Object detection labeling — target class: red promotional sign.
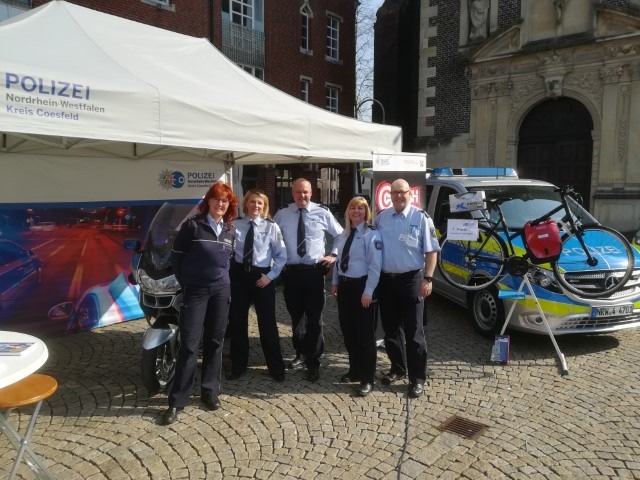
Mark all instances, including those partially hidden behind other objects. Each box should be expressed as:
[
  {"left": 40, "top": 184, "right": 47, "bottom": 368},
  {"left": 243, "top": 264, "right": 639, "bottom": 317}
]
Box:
[{"left": 375, "top": 181, "right": 422, "bottom": 212}]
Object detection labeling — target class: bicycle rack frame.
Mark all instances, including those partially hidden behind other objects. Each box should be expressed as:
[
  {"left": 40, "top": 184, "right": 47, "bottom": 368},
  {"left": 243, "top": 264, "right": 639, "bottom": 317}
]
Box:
[{"left": 497, "top": 276, "right": 569, "bottom": 376}]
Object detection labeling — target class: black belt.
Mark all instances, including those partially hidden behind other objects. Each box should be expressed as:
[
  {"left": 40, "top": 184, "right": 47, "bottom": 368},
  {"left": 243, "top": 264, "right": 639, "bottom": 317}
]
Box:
[
  {"left": 232, "top": 260, "right": 270, "bottom": 274},
  {"left": 383, "top": 269, "right": 420, "bottom": 278},
  {"left": 285, "top": 263, "right": 319, "bottom": 270},
  {"left": 339, "top": 275, "right": 367, "bottom": 283}
]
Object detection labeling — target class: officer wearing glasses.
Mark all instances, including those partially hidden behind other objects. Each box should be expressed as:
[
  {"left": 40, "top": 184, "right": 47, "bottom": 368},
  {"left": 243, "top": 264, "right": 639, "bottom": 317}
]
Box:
[{"left": 374, "top": 178, "right": 439, "bottom": 398}]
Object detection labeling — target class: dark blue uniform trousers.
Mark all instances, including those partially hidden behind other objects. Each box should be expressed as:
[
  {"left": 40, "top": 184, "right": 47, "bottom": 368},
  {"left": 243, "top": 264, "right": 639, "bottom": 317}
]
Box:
[
  {"left": 378, "top": 270, "right": 427, "bottom": 384},
  {"left": 336, "top": 276, "right": 377, "bottom": 384},
  {"left": 282, "top": 266, "right": 326, "bottom": 369},
  {"left": 229, "top": 264, "right": 285, "bottom": 377},
  {"left": 168, "top": 283, "right": 230, "bottom": 408}
]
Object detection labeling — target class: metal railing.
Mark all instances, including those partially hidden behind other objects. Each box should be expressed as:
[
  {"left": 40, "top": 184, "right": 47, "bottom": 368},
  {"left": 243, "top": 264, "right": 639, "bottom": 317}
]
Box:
[
  {"left": 221, "top": 19, "right": 265, "bottom": 68},
  {"left": 0, "top": 0, "right": 31, "bottom": 8}
]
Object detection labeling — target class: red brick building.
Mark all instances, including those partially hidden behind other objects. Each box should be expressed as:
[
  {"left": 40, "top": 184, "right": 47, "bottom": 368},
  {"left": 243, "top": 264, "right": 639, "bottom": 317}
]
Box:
[{"left": 15, "top": 0, "right": 357, "bottom": 209}]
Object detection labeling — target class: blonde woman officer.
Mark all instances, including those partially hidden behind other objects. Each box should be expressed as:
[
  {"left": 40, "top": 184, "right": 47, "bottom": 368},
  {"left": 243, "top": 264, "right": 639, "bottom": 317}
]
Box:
[
  {"left": 229, "top": 189, "right": 287, "bottom": 382},
  {"left": 330, "top": 196, "right": 382, "bottom": 396}
]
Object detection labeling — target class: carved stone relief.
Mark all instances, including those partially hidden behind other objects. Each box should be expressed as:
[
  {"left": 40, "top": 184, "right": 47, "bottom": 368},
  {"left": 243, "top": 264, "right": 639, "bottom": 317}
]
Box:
[
  {"left": 488, "top": 99, "right": 496, "bottom": 166},
  {"left": 471, "top": 83, "right": 492, "bottom": 100},
  {"left": 601, "top": 65, "right": 624, "bottom": 84},
  {"left": 607, "top": 44, "right": 637, "bottom": 58},
  {"left": 564, "top": 71, "right": 602, "bottom": 104},
  {"left": 544, "top": 76, "right": 564, "bottom": 99},
  {"left": 617, "top": 85, "right": 629, "bottom": 164},
  {"left": 510, "top": 79, "right": 543, "bottom": 113}
]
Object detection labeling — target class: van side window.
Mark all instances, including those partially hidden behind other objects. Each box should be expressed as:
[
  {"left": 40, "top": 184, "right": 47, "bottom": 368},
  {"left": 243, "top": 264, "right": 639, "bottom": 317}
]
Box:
[{"left": 433, "top": 187, "right": 472, "bottom": 232}]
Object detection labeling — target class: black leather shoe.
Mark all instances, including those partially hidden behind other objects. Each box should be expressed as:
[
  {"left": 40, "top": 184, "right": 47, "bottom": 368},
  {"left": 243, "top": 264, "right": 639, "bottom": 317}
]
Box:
[
  {"left": 340, "top": 372, "right": 359, "bottom": 383},
  {"left": 201, "top": 394, "right": 221, "bottom": 410},
  {"left": 271, "top": 372, "right": 285, "bottom": 383},
  {"left": 358, "top": 383, "right": 373, "bottom": 397},
  {"left": 227, "top": 370, "right": 245, "bottom": 380},
  {"left": 381, "top": 371, "right": 406, "bottom": 386},
  {"left": 306, "top": 368, "right": 320, "bottom": 382},
  {"left": 408, "top": 382, "right": 424, "bottom": 398},
  {"left": 287, "top": 356, "right": 305, "bottom": 370},
  {"left": 160, "top": 407, "right": 182, "bottom": 425}
]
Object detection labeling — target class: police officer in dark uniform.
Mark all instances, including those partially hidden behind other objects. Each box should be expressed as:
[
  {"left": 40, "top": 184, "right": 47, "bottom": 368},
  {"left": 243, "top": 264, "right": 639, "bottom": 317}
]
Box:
[
  {"left": 273, "top": 178, "right": 343, "bottom": 382},
  {"left": 375, "top": 178, "right": 439, "bottom": 399},
  {"left": 330, "top": 196, "right": 382, "bottom": 396},
  {"left": 160, "top": 182, "right": 238, "bottom": 425},
  {"left": 229, "top": 189, "right": 287, "bottom": 382}
]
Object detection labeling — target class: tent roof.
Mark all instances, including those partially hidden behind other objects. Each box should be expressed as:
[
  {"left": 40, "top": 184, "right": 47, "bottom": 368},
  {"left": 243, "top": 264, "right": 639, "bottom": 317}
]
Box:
[{"left": 0, "top": 1, "right": 401, "bottom": 165}]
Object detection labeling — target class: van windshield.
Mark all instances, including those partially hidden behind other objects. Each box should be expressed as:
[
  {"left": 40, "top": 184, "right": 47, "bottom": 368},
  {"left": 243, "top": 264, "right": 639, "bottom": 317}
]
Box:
[{"left": 467, "top": 185, "right": 597, "bottom": 230}]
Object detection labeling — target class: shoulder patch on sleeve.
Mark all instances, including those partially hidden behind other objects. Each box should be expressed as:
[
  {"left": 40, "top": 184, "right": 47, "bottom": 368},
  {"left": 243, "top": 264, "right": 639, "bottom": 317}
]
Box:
[{"left": 374, "top": 240, "right": 382, "bottom": 250}]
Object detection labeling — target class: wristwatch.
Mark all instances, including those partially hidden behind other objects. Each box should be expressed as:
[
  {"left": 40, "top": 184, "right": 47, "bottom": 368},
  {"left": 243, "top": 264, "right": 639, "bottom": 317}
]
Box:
[{"left": 423, "top": 276, "right": 432, "bottom": 282}]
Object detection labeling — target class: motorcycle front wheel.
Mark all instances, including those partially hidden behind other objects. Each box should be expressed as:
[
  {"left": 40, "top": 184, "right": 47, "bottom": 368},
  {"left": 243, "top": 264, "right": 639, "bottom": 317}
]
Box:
[{"left": 141, "top": 339, "right": 178, "bottom": 396}]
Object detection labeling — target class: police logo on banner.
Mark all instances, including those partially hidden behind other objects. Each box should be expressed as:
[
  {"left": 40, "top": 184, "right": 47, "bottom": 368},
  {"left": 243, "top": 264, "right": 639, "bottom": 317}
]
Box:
[{"left": 158, "top": 169, "right": 185, "bottom": 190}]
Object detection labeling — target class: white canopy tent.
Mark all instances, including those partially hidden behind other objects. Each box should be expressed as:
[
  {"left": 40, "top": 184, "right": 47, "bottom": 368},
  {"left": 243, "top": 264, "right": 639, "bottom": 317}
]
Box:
[{"left": 0, "top": 1, "right": 402, "bottom": 205}]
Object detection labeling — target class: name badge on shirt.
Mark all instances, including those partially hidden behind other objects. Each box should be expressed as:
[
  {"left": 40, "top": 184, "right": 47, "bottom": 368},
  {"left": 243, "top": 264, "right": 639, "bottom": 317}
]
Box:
[{"left": 399, "top": 225, "right": 420, "bottom": 247}]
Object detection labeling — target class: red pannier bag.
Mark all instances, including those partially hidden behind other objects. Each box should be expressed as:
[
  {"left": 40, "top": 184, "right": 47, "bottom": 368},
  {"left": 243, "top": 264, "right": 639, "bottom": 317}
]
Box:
[{"left": 523, "top": 219, "right": 562, "bottom": 264}]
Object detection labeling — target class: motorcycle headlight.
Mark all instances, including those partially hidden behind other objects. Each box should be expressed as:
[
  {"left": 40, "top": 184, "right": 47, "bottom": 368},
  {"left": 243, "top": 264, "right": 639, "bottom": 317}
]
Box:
[
  {"left": 528, "top": 267, "right": 562, "bottom": 294},
  {"left": 137, "top": 269, "right": 181, "bottom": 294}
]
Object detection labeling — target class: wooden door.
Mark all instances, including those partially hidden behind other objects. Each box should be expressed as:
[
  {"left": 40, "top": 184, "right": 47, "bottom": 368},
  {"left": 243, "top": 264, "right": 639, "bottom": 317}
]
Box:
[{"left": 517, "top": 98, "right": 593, "bottom": 209}]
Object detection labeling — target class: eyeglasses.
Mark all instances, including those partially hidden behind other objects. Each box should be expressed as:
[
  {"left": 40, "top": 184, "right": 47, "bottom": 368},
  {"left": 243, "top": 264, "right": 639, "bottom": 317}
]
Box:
[
  {"left": 210, "top": 198, "right": 229, "bottom": 204},
  {"left": 390, "top": 190, "right": 410, "bottom": 196}
]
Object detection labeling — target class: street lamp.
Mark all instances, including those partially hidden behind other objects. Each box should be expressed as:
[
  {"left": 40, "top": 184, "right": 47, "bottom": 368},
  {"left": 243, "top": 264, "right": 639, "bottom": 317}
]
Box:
[{"left": 356, "top": 97, "right": 386, "bottom": 124}]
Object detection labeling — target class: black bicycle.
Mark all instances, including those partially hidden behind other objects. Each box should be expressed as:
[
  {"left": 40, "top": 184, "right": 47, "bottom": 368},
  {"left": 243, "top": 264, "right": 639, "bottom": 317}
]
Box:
[{"left": 437, "top": 185, "right": 635, "bottom": 298}]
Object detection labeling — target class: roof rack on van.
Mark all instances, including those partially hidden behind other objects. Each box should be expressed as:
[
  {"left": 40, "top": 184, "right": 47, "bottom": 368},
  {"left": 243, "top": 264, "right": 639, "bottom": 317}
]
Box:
[{"left": 431, "top": 167, "right": 518, "bottom": 178}]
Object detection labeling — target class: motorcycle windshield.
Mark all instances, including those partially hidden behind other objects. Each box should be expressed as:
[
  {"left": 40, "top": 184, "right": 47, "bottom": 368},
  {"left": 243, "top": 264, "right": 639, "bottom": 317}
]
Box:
[{"left": 143, "top": 203, "right": 199, "bottom": 271}]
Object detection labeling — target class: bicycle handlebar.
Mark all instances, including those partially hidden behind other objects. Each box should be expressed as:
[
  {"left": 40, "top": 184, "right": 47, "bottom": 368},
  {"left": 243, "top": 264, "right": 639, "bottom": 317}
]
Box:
[
  {"left": 554, "top": 185, "right": 583, "bottom": 205},
  {"left": 484, "top": 197, "right": 513, "bottom": 208}
]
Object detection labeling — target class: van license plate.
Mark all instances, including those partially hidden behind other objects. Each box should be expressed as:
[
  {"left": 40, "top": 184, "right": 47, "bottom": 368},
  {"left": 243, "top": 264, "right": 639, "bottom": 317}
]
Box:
[{"left": 592, "top": 304, "right": 634, "bottom": 318}]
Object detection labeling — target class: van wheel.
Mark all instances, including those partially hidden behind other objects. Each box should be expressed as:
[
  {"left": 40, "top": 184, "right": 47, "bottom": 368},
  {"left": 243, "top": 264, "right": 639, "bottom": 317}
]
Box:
[{"left": 470, "top": 287, "right": 504, "bottom": 338}]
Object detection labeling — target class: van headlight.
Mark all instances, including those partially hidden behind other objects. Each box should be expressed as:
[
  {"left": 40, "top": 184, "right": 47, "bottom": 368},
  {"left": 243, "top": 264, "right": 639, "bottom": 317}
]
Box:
[
  {"left": 528, "top": 267, "right": 562, "bottom": 293},
  {"left": 137, "top": 269, "right": 181, "bottom": 294}
]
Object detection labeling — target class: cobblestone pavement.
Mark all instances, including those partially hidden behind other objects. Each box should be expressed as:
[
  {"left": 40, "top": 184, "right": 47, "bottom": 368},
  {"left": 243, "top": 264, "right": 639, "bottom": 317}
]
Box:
[{"left": 1, "top": 288, "right": 640, "bottom": 479}]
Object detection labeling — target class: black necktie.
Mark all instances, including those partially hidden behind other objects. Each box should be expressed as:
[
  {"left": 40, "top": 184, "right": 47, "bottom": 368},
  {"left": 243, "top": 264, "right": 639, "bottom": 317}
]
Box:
[
  {"left": 243, "top": 221, "right": 254, "bottom": 265},
  {"left": 340, "top": 228, "right": 357, "bottom": 273},
  {"left": 297, "top": 208, "right": 306, "bottom": 257}
]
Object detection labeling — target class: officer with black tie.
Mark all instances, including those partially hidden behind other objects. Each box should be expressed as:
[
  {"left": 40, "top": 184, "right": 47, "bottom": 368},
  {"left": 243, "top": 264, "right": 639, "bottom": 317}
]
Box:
[
  {"left": 273, "top": 178, "right": 343, "bottom": 382},
  {"left": 330, "top": 196, "right": 382, "bottom": 396},
  {"left": 229, "top": 189, "right": 287, "bottom": 382}
]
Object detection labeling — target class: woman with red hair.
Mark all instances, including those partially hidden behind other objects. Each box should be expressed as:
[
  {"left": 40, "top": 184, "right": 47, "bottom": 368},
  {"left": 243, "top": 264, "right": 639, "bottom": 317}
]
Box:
[{"left": 160, "top": 182, "right": 238, "bottom": 425}]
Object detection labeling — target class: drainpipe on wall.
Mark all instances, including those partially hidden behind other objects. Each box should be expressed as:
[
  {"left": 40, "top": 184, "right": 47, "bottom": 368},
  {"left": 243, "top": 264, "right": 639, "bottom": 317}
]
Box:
[{"left": 208, "top": 0, "right": 214, "bottom": 44}]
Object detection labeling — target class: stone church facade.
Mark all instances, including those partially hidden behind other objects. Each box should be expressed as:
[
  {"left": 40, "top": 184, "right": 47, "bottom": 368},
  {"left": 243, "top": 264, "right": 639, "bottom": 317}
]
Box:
[{"left": 375, "top": 0, "right": 640, "bottom": 233}]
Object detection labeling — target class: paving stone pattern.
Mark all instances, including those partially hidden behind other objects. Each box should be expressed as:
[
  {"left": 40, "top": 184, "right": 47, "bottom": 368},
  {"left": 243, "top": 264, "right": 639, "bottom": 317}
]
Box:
[{"left": 1, "top": 288, "right": 639, "bottom": 479}]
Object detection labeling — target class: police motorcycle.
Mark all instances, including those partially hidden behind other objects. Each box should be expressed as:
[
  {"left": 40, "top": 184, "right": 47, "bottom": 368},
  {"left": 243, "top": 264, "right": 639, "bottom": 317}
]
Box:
[{"left": 124, "top": 203, "right": 197, "bottom": 395}]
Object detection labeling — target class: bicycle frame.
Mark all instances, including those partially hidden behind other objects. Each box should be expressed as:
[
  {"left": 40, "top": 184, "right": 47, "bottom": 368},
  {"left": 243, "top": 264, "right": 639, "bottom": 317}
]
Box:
[
  {"left": 527, "top": 186, "right": 598, "bottom": 267},
  {"left": 442, "top": 185, "right": 635, "bottom": 297}
]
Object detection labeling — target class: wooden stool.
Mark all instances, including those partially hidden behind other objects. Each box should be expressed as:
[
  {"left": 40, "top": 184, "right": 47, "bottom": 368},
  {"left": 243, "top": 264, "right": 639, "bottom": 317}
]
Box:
[{"left": 0, "top": 374, "right": 57, "bottom": 480}]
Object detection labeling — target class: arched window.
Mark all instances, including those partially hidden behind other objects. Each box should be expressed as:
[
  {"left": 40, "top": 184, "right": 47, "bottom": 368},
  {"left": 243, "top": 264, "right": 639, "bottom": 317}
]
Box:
[{"left": 300, "top": 4, "right": 312, "bottom": 52}]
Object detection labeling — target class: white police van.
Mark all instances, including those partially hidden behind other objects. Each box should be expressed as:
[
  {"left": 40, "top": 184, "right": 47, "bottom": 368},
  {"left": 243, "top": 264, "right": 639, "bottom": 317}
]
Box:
[{"left": 425, "top": 167, "right": 640, "bottom": 337}]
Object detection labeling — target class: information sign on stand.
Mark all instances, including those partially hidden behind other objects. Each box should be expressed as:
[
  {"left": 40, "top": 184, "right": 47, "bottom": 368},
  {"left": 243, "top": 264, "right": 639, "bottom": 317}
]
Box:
[{"left": 371, "top": 152, "right": 428, "bottom": 214}]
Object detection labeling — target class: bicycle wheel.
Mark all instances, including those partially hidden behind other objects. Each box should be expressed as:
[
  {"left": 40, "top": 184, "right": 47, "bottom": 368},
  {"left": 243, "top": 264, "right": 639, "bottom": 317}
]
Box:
[
  {"left": 551, "top": 225, "right": 635, "bottom": 298},
  {"left": 438, "top": 225, "right": 509, "bottom": 291}
]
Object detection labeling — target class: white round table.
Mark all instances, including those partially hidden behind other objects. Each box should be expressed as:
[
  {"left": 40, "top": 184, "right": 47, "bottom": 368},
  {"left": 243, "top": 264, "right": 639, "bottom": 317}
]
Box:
[{"left": 0, "top": 331, "right": 49, "bottom": 389}]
